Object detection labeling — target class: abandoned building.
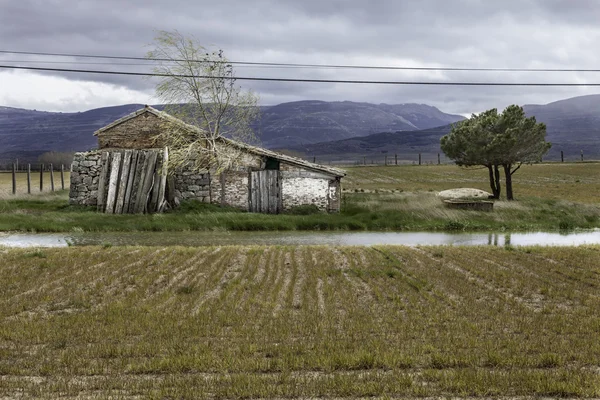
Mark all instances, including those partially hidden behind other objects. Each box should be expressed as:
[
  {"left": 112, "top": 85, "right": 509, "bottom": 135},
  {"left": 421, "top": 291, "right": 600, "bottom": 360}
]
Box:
[{"left": 69, "top": 106, "right": 345, "bottom": 214}]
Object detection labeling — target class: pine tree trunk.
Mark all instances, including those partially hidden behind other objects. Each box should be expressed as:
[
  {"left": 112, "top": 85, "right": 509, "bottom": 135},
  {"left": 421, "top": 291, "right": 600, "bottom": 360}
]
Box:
[
  {"left": 494, "top": 165, "right": 501, "bottom": 199},
  {"left": 487, "top": 164, "right": 500, "bottom": 199},
  {"left": 503, "top": 164, "right": 514, "bottom": 200}
]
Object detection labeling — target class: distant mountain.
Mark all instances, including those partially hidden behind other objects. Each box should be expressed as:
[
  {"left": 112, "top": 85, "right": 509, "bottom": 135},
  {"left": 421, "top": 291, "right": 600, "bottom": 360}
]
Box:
[
  {"left": 0, "top": 104, "right": 146, "bottom": 163},
  {"left": 258, "top": 100, "right": 464, "bottom": 148},
  {"left": 523, "top": 94, "right": 600, "bottom": 159},
  {"left": 3, "top": 95, "right": 600, "bottom": 165},
  {"left": 0, "top": 100, "right": 464, "bottom": 163},
  {"left": 288, "top": 125, "right": 454, "bottom": 163},
  {"left": 290, "top": 95, "right": 600, "bottom": 162}
]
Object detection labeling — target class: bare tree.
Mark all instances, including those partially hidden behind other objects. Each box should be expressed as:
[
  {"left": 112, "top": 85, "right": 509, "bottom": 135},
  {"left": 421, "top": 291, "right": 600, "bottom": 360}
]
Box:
[{"left": 147, "top": 30, "right": 260, "bottom": 172}]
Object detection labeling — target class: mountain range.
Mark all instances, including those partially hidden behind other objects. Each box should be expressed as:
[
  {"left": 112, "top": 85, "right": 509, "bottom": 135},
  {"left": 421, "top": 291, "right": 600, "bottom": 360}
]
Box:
[
  {"left": 1, "top": 95, "right": 600, "bottom": 164},
  {"left": 289, "top": 94, "right": 600, "bottom": 162}
]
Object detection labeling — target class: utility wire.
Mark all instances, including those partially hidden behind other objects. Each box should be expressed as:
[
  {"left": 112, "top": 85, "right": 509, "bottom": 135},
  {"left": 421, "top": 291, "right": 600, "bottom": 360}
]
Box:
[
  {"left": 2, "top": 49, "right": 600, "bottom": 73},
  {"left": 0, "top": 59, "right": 319, "bottom": 69},
  {"left": 2, "top": 64, "right": 600, "bottom": 86}
]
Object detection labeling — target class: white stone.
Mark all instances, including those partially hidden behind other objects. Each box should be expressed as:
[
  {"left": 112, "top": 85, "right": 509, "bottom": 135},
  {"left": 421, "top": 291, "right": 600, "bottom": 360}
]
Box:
[{"left": 437, "top": 188, "right": 493, "bottom": 200}]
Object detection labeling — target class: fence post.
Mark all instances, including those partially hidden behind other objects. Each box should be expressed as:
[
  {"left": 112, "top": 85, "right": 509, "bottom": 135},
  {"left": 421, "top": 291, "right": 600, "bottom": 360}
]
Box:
[
  {"left": 384, "top": 155, "right": 387, "bottom": 165},
  {"left": 418, "top": 153, "right": 422, "bottom": 165},
  {"left": 12, "top": 163, "right": 16, "bottom": 195},
  {"left": 60, "top": 164, "right": 65, "bottom": 190},
  {"left": 438, "top": 153, "right": 441, "bottom": 165},
  {"left": 27, "top": 164, "right": 31, "bottom": 194},
  {"left": 561, "top": 150, "right": 564, "bottom": 163},
  {"left": 394, "top": 154, "right": 398, "bottom": 165},
  {"left": 363, "top": 156, "right": 366, "bottom": 165},
  {"left": 50, "top": 163, "right": 55, "bottom": 192},
  {"left": 313, "top": 156, "right": 316, "bottom": 163},
  {"left": 40, "top": 164, "right": 44, "bottom": 192},
  {"left": 581, "top": 150, "right": 584, "bottom": 162}
]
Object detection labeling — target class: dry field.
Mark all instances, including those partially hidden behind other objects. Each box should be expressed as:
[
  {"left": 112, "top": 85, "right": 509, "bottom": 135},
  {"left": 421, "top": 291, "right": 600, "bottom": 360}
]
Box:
[
  {"left": 1, "top": 245, "right": 599, "bottom": 398},
  {"left": 0, "top": 171, "right": 70, "bottom": 198},
  {"left": 344, "top": 162, "right": 600, "bottom": 204}
]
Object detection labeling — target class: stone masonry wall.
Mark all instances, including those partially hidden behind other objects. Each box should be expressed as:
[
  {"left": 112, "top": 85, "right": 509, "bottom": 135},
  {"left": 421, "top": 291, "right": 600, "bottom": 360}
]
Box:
[
  {"left": 98, "top": 111, "right": 163, "bottom": 149},
  {"left": 281, "top": 175, "right": 329, "bottom": 211},
  {"left": 279, "top": 162, "right": 341, "bottom": 212},
  {"left": 69, "top": 149, "right": 342, "bottom": 213},
  {"left": 211, "top": 171, "right": 250, "bottom": 210},
  {"left": 173, "top": 166, "right": 211, "bottom": 203},
  {"left": 69, "top": 151, "right": 102, "bottom": 206}
]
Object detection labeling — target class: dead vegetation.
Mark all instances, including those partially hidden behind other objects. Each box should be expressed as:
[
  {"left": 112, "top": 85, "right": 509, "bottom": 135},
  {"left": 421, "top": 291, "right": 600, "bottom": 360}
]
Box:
[{"left": 1, "top": 245, "right": 600, "bottom": 398}]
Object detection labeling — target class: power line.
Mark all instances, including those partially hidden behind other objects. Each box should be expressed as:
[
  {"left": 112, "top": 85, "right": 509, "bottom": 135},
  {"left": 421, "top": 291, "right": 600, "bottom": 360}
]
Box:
[
  {"left": 2, "top": 49, "right": 600, "bottom": 73},
  {"left": 3, "top": 64, "right": 600, "bottom": 86},
  {"left": 0, "top": 59, "right": 317, "bottom": 70}
]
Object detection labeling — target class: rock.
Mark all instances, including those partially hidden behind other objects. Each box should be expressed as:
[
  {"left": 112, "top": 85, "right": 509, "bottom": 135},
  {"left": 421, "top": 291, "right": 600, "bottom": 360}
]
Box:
[{"left": 437, "top": 188, "right": 493, "bottom": 200}]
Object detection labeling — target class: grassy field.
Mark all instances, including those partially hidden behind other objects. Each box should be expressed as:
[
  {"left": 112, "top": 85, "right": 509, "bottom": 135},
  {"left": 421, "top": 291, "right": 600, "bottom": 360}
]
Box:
[
  {"left": 343, "top": 162, "right": 600, "bottom": 204},
  {"left": 0, "top": 171, "right": 70, "bottom": 198},
  {"left": 0, "top": 163, "right": 599, "bottom": 232},
  {"left": 1, "top": 245, "right": 599, "bottom": 398}
]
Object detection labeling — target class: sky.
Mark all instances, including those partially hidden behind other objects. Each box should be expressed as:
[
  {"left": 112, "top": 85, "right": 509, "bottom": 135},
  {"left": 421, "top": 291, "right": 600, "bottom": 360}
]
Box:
[{"left": 1, "top": 0, "right": 600, "bottom": 115}]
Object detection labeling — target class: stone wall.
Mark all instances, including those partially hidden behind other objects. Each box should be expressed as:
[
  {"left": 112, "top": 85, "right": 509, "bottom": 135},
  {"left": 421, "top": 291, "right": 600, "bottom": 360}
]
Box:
[
  {"left": 97, "top": 111, "right": 163, "bottom": 149},
  {"left": 173, "top": 167, "right": 211, "bottom": 203},
  {"left": 69, "top": 151, "right": 102, "bottom": 206},
  {"left": 69, "top": 149, "right": 342, "bottom": 213},
  {"left": 211, "top": 171, "right": 250, "bottom": 210},
  {"left": 279, "top": 162, "right": 342, "bottom": 212}
]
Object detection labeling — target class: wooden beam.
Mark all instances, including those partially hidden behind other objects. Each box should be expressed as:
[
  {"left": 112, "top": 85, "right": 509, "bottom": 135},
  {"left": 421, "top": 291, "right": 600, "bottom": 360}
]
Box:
[
  {"left": 50, "top": 163, "right": 55, "bottom": 192},
  {"left": 132, "top": 151, "right": 149, "bottom": 214},
  {"left": 11, "top": 163, "right": 16, "bottom": 195},
  {"left": 114, "top": 150, "right": 132, "bottom": 214},
  {"left": 122, "top": 151, "right": 139, "bottom": 214},
  {"left": 105, "top": 152, "right": 122, "bottom": 214},
  {"left": 96, "top": 152, "right": 110, "bottom": 212},
  {"left": 27, "top": 164, "right": 31, "bottom": 194},
  {"left": 157, "top": 147, "right": 169, "bottom": 212},
  {"left": 137, "top": 151, "right": 158, "bottom": 213}
]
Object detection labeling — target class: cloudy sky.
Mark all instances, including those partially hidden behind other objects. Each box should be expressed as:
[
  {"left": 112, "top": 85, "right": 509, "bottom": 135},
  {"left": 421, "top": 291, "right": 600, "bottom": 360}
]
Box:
[{"left": 1, "top": 0, "right": 600, "bottom": 115}]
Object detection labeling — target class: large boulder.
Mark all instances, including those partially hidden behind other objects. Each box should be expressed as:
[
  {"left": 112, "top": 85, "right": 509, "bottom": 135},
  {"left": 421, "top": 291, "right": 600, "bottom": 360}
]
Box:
[{"left": 437, "top": 188, "right": 493, "bottom": 200}]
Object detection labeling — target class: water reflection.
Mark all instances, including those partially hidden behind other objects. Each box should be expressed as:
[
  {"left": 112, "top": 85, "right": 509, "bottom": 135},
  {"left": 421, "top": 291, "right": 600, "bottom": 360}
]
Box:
[{"left": 1, "top": 230, "right": 599, "bottom": 248}]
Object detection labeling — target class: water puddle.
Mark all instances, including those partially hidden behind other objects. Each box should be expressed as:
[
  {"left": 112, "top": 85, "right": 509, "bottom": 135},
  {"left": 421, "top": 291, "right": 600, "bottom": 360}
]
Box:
[{"left": 1, "top": 230, "right": 599, "bottom": 248}]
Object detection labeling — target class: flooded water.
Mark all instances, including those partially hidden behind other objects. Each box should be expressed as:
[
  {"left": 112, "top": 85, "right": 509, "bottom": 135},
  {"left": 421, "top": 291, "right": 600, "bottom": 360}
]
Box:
[{"left": 1, "top": 230, "right": 600, "bottom": 248}]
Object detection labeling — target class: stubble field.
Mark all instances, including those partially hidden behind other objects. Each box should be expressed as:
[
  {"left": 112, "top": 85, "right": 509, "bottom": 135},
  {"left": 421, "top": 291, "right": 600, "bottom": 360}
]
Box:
[{"left": 1, "top": 245, "right": 599, "bottom": 398}]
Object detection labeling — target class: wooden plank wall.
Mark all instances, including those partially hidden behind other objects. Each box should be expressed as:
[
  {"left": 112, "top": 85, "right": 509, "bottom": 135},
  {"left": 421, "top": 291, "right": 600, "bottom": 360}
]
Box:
[
  {"left": 250, "top": 170, "right": 281, "bottom": 214},
  {"left": 97, "top": 148, "right": 168, "bottom": 214}
]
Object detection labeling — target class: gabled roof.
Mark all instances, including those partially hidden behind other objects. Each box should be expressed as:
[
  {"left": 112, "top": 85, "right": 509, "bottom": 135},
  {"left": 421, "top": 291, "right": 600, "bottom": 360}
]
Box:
[{"left": 94, "top": 105, "right": 345, "bottom": 177}]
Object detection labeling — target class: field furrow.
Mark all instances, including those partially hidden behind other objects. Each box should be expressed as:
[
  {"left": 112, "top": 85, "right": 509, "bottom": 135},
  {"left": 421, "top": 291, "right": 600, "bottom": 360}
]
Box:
[{"left": 1, "top": 245, "right": 600, "bottom": 398}]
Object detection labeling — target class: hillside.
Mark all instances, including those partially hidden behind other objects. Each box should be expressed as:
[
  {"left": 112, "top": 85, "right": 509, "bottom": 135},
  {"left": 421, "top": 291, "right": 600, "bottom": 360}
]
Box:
[
  {"left": 258, "top": 100, "right": 464, "bottom": 148},
  {"left": 291, "top": 94, "right": 600, "bottom": 162},
  {"left": 3, "top": 94, "right": 600, "bottom": 164},
  {"left": 0, "top": 101, "right": 464, "bottom": 163}
]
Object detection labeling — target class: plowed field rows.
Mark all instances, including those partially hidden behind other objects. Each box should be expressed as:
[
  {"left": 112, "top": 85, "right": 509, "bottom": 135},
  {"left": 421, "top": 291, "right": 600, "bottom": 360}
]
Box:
[{"left": 1, "top": 245, "right": 599, "bottom": 398}]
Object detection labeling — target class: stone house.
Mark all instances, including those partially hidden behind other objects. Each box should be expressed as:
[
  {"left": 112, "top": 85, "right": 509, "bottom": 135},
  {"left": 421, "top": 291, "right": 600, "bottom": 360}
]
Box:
[{"left": 69, "top": 106, "right": 345, "bottom": 213}]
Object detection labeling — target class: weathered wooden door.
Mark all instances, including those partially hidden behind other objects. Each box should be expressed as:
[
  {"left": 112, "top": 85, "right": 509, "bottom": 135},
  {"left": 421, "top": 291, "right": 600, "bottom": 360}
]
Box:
[{"left": 250, "top": 170, "right": 281, "bottom": 214}]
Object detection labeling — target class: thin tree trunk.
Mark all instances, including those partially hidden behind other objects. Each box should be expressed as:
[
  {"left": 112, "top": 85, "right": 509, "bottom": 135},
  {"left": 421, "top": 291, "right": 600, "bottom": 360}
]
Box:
[
  {"left": 503, "top": 164, "right": 514, "bottom": 200},
  {"left": 487, "top": 164, "right": 500, "bottom": 199},
  {"left": 494, "top": 165, "right": 502, "bottom": 199}
]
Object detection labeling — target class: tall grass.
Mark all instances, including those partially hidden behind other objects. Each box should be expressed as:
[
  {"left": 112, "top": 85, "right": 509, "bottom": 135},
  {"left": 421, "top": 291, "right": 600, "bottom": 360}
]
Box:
[{"left": 1, "top": 164, "right": 599, "bottom": 232}]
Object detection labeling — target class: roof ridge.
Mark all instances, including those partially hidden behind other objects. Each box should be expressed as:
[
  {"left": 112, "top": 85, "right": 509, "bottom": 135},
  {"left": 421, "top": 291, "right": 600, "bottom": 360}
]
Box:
[{"left": 94, "top": 106, "right": 345, "bottom": 177}]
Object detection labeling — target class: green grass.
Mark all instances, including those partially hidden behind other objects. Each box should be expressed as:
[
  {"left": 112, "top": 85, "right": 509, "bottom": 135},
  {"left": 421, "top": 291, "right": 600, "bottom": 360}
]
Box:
[
  {"left": 1, "top": 245, "right": 599, "bottom": 398},
  {"left": 1, "top": 164, "right": 599, "bottom": 232},
  {"left": 343, "top": 162, "right": 600, "bottom": 204}
]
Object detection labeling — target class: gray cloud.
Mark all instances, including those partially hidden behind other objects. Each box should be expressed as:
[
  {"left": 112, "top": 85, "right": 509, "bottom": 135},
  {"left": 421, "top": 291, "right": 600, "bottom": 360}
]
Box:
[{"left": 2, "top": 0, "right": 600, "bottom": 113}]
